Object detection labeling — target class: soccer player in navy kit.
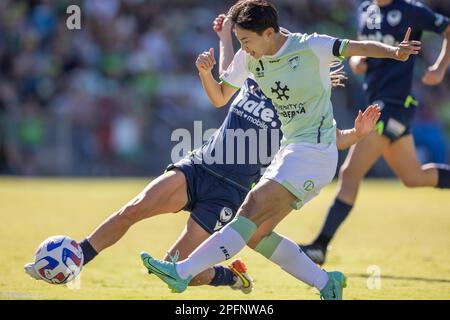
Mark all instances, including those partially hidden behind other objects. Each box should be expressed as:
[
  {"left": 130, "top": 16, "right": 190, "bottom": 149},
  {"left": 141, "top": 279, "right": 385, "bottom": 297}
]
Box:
[
  {"left": 24, "top": 13, "right": 379, "bottom": 291},
  {"left": 301, "top": 0, "right": 450, "bottom": 265}
]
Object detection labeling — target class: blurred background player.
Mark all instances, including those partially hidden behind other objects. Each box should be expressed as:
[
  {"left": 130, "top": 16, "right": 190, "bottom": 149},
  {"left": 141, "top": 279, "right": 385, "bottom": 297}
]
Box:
[{"left": 301, "top": 0, "right": 450, "bottom": 265}]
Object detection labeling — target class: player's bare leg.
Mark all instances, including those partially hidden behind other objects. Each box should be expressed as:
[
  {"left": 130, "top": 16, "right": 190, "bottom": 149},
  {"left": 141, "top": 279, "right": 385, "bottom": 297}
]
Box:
[
  {"left": 25, "top": 169, "right": 189, "bottom": 280},
  {"left": 301, "top": 131, "right": 389, "bottom": 264},
  {"left": 336, "top": 131, "right": 390, "bottom": 204},
  {"left": 163, "top": 217, "right": 214, "bottom": 285},
  {"left": 246, "top": 209, "right": 288, "bottom": 249},
  {"left": 383, "top": 135, "right": 450, "bottom": 188},
  {"left": 87, "top": 169, "right": 188, "bottom": 255}
]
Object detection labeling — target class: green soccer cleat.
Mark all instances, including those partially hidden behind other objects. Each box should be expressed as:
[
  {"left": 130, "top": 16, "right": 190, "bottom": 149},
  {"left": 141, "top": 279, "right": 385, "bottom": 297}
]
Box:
[
  {"left": 319, "top": 271, "right": 347, "bottom": 300},
  {"left": 140, "top": 251, "right": 192, "bottom": 293}
]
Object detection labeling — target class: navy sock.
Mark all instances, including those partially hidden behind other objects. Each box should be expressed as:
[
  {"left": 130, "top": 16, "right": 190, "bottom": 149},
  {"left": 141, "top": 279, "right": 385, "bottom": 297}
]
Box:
[
  {"left": 314, "top": 234, "right": 332, "bottom": 250},
  {"left": 209, "top": 266, "right": 236, "bottom": 286},
  {"left": 315, "top": 198, "right": 353, "bottom": 248},
  {"left": 79, "top": 238, "right": 98, "bottom": 265},
  {"left": 437, "top": 165, "right": 450, "bottom": 189}
]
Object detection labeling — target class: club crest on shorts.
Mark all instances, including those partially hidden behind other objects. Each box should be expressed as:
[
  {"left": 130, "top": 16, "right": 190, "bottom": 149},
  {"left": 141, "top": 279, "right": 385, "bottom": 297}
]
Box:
[
  {"left": 303, "top": 180, "right": 315, "bottom": 192},
  {"left": 220, "top": 207, "right": 234, "bottom": 223},
  {"left": 288, "top": 56, "right": 300, "bottom": 70},
  {"left": 214, "top": 207, "right": 234, "bottom": 232}
]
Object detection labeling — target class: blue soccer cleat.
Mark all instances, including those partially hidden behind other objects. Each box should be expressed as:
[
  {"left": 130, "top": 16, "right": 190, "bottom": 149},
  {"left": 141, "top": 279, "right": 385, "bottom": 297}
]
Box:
[
  {"left": 319, "top": 271, "right": 347, "bottom": 300},
  {"left": 140, "top": 251, "right": 192, "bottom": 293}
]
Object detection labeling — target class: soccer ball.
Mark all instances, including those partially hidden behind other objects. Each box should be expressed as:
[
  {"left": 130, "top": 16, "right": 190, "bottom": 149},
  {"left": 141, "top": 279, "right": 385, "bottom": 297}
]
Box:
[{"left": 33, "top": 235, "right": 84, "bottom": 284}]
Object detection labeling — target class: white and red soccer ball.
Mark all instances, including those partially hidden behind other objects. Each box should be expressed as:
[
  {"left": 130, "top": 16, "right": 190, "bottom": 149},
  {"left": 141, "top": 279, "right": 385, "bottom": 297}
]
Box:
[{"left": 33, "top": 235, "right": 84, "bottom": 284}]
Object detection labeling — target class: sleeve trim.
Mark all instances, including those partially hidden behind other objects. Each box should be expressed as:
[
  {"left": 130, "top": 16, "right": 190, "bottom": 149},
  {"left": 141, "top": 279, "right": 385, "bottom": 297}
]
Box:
[
  {"left": 220, "top": 78, "right": 241, "bottom": 90},
  {"left": 332, "top": 39, "right": 349, "bottom": 60},
  {"left": 339, "top": 39, "right": 349, "bottom": 56},
  {"left": 332, "top": 39, "right": 342, "bottom": 57}
]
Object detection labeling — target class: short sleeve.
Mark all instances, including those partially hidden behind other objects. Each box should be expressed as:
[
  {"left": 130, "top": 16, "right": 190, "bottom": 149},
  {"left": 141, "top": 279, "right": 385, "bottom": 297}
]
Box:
[
  {"left": 308, "top": 33, "right": 346, "bottom": 62},
  {"left": 410, "top": 1, "right": 449, "bottom": 34},
  {"left": 219, "top": 49, "right": 250, "bottom": 90}
]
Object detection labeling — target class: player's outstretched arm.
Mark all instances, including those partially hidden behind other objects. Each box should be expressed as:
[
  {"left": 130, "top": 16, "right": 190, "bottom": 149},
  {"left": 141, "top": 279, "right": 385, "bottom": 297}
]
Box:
[
  {"left": 336, "top": 104, "right": 381, "bottom": 150},
  {"left": 196, "top": 48, "right": 238, "bottom": 108},
  {"left": 422, "top": 24, "right": 450, "bottom": 86},
  {"left": 343, "top": 27, "right": 421, "bottom": 62},
  {"left": 213, "top": 14, "right": 235, "bottom": 75}
]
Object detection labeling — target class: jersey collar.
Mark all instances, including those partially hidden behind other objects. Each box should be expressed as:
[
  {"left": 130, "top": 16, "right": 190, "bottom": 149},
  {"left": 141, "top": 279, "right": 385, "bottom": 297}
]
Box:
[{"left": 262, "top": 28, "right": 292, "bottom": 59}]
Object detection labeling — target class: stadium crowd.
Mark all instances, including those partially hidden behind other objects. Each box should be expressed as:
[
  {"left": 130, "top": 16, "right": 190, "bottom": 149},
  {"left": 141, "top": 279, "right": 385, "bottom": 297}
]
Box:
[{"left": 0, "top": 0, "right": 449, "bottom": 176}]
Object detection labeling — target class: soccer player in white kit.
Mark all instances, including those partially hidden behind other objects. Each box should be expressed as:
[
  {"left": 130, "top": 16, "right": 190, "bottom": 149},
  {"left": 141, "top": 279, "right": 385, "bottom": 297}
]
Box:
[{"left": 141, "top": 0, "right": 421, "bottom": 299}]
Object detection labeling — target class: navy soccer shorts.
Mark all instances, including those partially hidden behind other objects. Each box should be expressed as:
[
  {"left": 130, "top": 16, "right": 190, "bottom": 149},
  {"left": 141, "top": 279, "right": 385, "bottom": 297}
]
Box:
[
  {"left": 166, "top": 157, "right": 249, "bottom": 234},
  {"left": 372, "top": 97, "right": 418, "bottom": 142}
]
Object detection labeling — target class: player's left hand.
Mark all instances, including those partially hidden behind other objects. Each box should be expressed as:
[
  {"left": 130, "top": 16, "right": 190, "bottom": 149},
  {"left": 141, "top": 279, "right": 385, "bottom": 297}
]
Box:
[
  {"left": 354, "top": 104, "right": 381, "bottom": 139},
  {"left": 421, "top": 66, "right": 446, "bottom": 86},
  {"left": 213, "top": 14, "right": 233, "bottom": 39},
  {"left": 395, "top": 27, "right": 421, "bottom": 61}
]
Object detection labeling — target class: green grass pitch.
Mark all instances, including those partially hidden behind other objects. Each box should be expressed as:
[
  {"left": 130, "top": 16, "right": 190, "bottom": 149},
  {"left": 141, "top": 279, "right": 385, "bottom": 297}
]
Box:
[{"left": 0, "top": 177, "right": 449, "bottom": 300}]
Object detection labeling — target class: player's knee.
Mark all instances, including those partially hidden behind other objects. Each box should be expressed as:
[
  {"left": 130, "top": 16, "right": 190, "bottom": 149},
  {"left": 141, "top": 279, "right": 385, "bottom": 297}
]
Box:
[
  {"left": 239, "top": 191, "right": 258, "bottom": 217},
  {"left": 339, "top": 163, "right": 352, "bottom": 180},
  {"left": 239, "top": 191, "right": 269, "bottom": 225},
  {"left": 339, "top": 163, "right": 362, "bottom": 186}
]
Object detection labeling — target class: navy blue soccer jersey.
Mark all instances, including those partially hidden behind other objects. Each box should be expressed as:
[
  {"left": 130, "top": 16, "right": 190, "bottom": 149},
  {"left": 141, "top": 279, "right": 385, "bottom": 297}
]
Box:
[
  {"left": 357, "top": 0, "right": 449, "bottom": 104},
  {"left": 192, "top": 79, "right": 282, "bottom": 189}
]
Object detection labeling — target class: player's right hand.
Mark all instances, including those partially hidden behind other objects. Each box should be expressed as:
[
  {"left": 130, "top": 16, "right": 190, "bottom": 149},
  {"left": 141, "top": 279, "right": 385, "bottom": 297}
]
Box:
[
  {"left": 354, "top": 104, "right": 381, "bottom": 139},
  {"left": 394, "top": 27, "right": 421, "bottom": 61},
  {"left": 196, "top": 48, "right": 216, "bottom": 74},
  {"left": 213, "top": 14, "right": 233, "bottom": 39},
  {"left": 349, "top": 56, "right": 367, "bottom": 75}
]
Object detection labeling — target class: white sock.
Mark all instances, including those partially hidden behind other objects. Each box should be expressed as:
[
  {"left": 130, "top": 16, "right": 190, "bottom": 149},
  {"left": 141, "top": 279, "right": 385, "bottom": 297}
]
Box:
[
  {"left": 259, "top": 233, "right": 329, "bottom": 290},
  {"left": 176, "top": 216, "right": 256, "bottom": 280}
]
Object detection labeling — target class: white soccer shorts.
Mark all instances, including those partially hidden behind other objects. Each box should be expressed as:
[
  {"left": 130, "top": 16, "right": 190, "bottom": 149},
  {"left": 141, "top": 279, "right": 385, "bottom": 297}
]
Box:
[{"left": 262, "top": 142, "right": 338, "bottom": 209}]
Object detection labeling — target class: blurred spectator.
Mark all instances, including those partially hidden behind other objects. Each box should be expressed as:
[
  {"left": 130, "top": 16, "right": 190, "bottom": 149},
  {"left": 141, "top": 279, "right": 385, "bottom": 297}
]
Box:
[{"left": 0, "top": 0, "right": 448, "bottom": 176}]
